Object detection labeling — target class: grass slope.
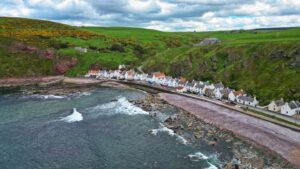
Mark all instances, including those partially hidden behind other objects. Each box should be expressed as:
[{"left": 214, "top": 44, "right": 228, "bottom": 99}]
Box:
[{"left": 0, "top": 17, "right": 299, "bottom": 104}]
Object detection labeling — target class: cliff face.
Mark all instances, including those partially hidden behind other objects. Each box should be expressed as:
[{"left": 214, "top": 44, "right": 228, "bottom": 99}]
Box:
[{"left": 143, "top": 43, "right": 300, "bottom": 105}]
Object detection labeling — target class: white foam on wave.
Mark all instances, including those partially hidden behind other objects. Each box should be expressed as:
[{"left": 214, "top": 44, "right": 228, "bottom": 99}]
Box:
[
  {"left": 188, "top": 152, "right": 219, "bottom": 169},
  {"left": 61, "top": 108, "right": 83, "bottom": 123},
  {"left": 188, "top": 152, "right": 209, "bottom": 161},
  {"left": 150, "top": 123, "right": 189, "bottom": 145},
  {"left": 151, "top": 126, "right": 175, "bottom": 136},
  {"left": 72, "top": 92, "right": 92, "bottom": 98},
  {"left": 89, "top": 96, "right": 149, "bottom": 116},
  {"left": 29, "top": 94, "right": 65, "bottom": 99},
  {"left": 206, "top": 162, "right": 218, "bottom": 169},
  {"left": 116, "top": 97, "right": 149, "bottom": 115}
]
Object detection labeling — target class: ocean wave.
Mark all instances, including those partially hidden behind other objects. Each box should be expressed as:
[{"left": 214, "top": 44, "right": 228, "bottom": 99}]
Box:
[
  {"left": 71, "top": 92, "right": 92, "bottom": 98},
  {"left": 26, "top": 94, "right": 65, "bottom": 99},
  {"left": 188, "top": 152, "right": 219, "bottom": 169},
  {"left": 188, "top": 152, "right": 209, "bottom": 161},
  {"left": 150, "top": 123, "right": 189, "bottom": 145},
  {"left": 61, "top": 108, "right": 83, "bottom": 123},
  {"left": 88, "top": 96, "right": 149, "bottom": 116},
  {"left": 206, "top": 162, "right": 218, "bottom": 169}
]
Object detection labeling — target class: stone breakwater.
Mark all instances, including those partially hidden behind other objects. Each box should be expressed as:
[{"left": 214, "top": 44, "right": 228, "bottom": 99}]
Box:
[{"left": 159, "top": 93, "right": 300, "bottom": 168}]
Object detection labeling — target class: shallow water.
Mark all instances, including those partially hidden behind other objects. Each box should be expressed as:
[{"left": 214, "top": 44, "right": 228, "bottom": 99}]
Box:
[{"left": 0, "top": 87, "right": 220, "bottom": 169}]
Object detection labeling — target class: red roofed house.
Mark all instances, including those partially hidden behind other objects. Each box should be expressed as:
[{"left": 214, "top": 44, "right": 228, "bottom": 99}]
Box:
[{"left": 152, "top": 72, "right": 166, "bottom": 84}]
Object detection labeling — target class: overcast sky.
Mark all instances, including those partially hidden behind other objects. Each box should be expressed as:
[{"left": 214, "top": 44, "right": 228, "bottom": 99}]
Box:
[{"left": 1, "top": 0, "right": 300, "bottom": 31}]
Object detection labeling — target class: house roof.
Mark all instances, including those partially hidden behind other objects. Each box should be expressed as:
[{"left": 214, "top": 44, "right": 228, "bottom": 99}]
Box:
[
  {"left": 214, "top": 82, "right": 224, "bottom": 89},
  {"left": 234, "top": 90, "right": 245, "bottom": 96},
  {"left": 274, "top": 100, "right": 285, "bottom": 106},
  {"left": 237, "top": 95, "right": 255, "bottom": 102},
  {"left": 179, "top": 81, "right": 186, "bottom": 85},
  {"left": 289, "top": 101, "right": 300, "bottom": 109},
  {"left": 220, "top": 88, "right": 232, "bottom": 95},
  {"left": 203, "top": 81, "right": 210, "bottom": 86},
  {"left": 179, "top": 77, "right": 187, "bottom": 82},
  {"left": 126, "top": 71, "right": 134, "bottom": 76},
  {"left": 205, "top": 88, "right": 214, "bottom": 93},
  {"left": 153, "top": 72, "right": 165, "bottom": 78},
  {"left": 166, "top": 76, "right": 173, "bottom": 80},
  {"left": 195, "top": 83, "right": 205, "bottom": 89},
  {"left": 186, "top": 82, "right": 193, "bottom": 87}
]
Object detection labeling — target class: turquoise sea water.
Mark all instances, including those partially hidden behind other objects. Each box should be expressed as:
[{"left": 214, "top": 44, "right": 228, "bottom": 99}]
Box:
[{"left": 0, "top": 87, "right": 220, "bottom": 169}]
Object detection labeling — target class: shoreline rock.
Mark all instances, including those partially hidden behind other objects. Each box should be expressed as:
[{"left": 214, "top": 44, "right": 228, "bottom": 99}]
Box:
[{"left": 137, "top": 93, "right": 293, "bottom": 168}]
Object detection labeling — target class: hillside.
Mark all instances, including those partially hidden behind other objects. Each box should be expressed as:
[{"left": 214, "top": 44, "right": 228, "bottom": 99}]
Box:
[{"left": 0, "top": 17, "right": 299, "bottom": 104}]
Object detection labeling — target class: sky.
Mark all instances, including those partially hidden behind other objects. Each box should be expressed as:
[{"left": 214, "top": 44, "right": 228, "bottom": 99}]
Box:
[{"left": 1, "top": 0, "right": 300, "bottom": 32}]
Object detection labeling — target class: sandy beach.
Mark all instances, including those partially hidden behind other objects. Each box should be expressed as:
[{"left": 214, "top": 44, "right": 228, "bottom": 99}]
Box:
[{"left": 160, "top": 93, "right": 300, "bottom": 168}]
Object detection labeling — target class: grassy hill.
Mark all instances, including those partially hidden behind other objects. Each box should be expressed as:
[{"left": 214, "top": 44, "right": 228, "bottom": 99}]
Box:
[{"left": 0, "top": 17, "right": 299, "bottom": 104}]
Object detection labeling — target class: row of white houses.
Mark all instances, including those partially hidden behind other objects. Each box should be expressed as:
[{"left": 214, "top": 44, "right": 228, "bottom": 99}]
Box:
[
  {"left": 268, "top": 99, "right": 300, "bottom": 116},
  {"left": 86, "top": 68, "right": 299, "bottom": 117}
]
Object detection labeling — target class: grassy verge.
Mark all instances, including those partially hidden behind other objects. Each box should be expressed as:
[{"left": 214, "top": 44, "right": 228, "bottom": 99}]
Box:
[{"left": 242, "top": 107, "right": 300, "bottom": 128}]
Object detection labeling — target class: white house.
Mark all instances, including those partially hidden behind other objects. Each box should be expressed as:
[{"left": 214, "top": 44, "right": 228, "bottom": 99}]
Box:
[
  {"left": 75, "top": 47, "right": 88, "bottom": 53},
  {"left": 152, "top": 72, "right": 166, "bottom": 84},
  {"left": 118, "top": 64, "right": 126, "bottom": 70},
  {"left": 125, "top": 70, "right": 135, "bottom": 80},
  {"left": 268, "top": 99, "right": 284, "bottom": 112},
  {"left": 146, "top": 74, "right": 153, "bottom": 83},
  {"left": 214, "top": 88, "right": 232, "bottom": 100},
  {"left": 184, "top": 82, "right": 194, "bottom": 92},
  {"left": 236, "top": 95, "right": 259, "bottom": 107},
  {"left": 280, "top": 101, "right": 300, "bottom": 116},
  {"left": 228, "top": 90, "right": 245, "bottom": 102},
  {"left": 195, "top": 84, "right": 205, "bottom": 95}
]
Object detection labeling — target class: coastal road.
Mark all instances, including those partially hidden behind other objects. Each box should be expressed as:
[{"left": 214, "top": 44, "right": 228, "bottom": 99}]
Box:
[{"left": 160, "top": 93, "right": 300, "bottom": 168}]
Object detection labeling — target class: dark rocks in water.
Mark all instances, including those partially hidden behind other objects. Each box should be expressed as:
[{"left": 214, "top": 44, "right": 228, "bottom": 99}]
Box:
[
  {"left": 164, "top": 115, "right": 178, "bottom": 123},
  {"left": 208, "top": 141, "right": 216, "bottom": 146}
]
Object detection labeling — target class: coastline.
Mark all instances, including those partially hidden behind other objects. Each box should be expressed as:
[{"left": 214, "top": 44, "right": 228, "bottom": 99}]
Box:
[
  {"left": 0, "top": 77, "right": 299, "bottom": 167},
  {"left": 159, "top": 93, "right": 300, "bottom": 168}
]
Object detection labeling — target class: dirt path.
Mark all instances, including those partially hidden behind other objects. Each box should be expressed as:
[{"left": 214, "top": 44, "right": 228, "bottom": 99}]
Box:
[{"left": 160, "top": 93, "right": 300, "bottom": 168}]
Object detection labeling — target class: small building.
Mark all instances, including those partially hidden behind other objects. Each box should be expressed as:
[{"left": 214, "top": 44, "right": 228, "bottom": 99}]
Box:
[
  {"left": 228, "top": 89, "right": 245, "bottom": 102},
  {"left": 194, "top": 38, "right": 221, "bottom": 46},
  {"left": 268, "top": 99, "right": 284, "bottom": 112},
  {"left": 118, "top": 64, "right": 126, "bottom": 70},
  {"left": 215, "top": 88, "right": 232, "bottom": 100},
  {"left": 152, "top": 72, "right": 166, "bottom": 84},
  {"left": 87, "top": 69, "right": 98, "bottom": 77},
  {"left": 280, "top": 101, "right": 300, "bottom": 116},
  {"left": 236, "top": 95, "right": 259, "bottom": 107},
  {"left": 146, "top": 74, "right": 153, "bottom": 83},
  {"left": 75, "top": 47, "right": 88, "bottom": 53},
  {"left": 185, "top": 82, "right": 194, "bottom": 92},
  {"left": 125, "top": 70, "right": 135, "bottom": 80}
]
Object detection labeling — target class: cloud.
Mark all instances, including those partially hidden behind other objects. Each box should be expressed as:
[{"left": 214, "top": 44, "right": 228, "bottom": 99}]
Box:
[{"left": 0, "top": 0, "right": 299, "bottom": 31}]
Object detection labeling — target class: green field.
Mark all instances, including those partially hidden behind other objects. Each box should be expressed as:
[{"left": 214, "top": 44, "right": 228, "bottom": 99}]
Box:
[{"left": 0, "top": 17, "right": 299, "bottom": 104}]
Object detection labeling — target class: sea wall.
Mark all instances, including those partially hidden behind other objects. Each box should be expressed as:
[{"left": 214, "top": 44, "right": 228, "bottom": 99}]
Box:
[{"left": 159, "top": 93, "right": 300, "bottom": 168}]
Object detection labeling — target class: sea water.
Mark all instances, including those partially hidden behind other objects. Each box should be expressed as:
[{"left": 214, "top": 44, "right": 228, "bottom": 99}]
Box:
[{"left": 0, "top": 87, "right": 220, "bottom": 169}]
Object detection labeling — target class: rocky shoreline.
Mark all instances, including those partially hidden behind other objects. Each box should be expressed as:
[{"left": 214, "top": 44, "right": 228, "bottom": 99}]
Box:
[
  {"left": 0, "top": 82, "right": 295, "bottom": 168},
  {"left": 134, "top": 93, "right": 293, "bottom": 169}
]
